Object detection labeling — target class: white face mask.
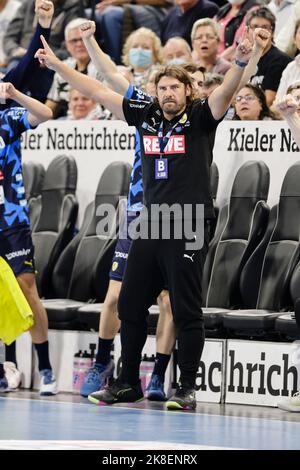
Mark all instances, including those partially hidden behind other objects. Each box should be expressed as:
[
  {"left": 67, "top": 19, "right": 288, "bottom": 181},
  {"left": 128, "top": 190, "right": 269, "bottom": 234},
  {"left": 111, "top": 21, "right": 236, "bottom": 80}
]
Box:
[
  {"left": 168, "top": 57, "right": 187, "bottom": 65},
  {"left": 227, "top": 0, "right": 244, "bottom": 5}
]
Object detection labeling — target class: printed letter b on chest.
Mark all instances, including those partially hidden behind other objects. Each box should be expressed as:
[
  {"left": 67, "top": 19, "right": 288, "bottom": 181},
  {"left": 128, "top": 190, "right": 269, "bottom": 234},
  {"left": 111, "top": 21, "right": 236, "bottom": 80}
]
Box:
[{"left": 143, "top": 135, "right": 186, "bottom": 155}]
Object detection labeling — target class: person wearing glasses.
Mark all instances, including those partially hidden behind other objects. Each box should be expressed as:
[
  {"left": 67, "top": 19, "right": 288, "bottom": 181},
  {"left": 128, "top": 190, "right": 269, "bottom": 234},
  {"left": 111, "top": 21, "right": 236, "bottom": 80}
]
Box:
[
  {"left": 247, "top": 7, "right": 292, "bottom": 107},
  {"left": 191, "top": 18, "right": 231, "bottom": 75},
  {"left": 233, "top": 83, "right": 275, "bottom": 120},
  {"left": 46, "top": 18, "right": 102, "bottom": 119}
]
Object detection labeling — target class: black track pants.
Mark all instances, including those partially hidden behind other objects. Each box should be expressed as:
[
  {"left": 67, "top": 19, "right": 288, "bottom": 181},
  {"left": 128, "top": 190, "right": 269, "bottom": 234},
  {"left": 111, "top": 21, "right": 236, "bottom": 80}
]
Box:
[{"left": 118, "top": 221, "right": 210, "bottom": 387}]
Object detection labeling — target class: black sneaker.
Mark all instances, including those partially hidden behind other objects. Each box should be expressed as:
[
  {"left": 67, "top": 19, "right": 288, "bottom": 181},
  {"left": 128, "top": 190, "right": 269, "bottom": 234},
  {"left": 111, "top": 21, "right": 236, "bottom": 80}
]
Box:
[
  {"left": 88, "top": 379, "right": 144, "bottom": 405},
  {"left": 166, "top": 385, "right": 196, "bottom": 411}
]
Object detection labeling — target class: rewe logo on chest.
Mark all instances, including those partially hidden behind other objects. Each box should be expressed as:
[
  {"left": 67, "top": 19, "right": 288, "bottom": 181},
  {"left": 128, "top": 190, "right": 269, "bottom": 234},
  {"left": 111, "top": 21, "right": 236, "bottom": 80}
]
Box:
[{"left": 143, "top": 135, "right": 185, "bottom": 154}]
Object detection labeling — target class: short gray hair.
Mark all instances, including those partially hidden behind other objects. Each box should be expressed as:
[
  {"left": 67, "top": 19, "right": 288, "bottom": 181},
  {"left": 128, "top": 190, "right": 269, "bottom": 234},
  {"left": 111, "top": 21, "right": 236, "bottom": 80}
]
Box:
[{"left": 191, "top": 18, "right": 220, "bottom": 42}]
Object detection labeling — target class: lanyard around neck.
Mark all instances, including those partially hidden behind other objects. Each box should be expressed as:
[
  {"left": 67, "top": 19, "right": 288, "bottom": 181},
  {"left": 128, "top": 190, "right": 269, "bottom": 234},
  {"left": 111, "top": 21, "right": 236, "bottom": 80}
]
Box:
[{"left": 158, "top": 118, "right": 183, "bottom": 155}]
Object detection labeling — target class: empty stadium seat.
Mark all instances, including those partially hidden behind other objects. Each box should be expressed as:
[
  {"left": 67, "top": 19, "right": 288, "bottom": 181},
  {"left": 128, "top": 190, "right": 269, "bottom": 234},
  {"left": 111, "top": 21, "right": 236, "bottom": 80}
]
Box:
[
  {"left": 223, "top": 162, "right": 300, "bottom": 339},
  {"left": 43, "top": 161, "right": 132, "bottom": 330},
  {"left": 32, "top": 155, "right": 78, "bottom": 296},
  {"left": 201, "top": 160, "right": 270, "bottom": 336},
  {"left": 22, "top": 161, "right": 45, "bottom": 230}
]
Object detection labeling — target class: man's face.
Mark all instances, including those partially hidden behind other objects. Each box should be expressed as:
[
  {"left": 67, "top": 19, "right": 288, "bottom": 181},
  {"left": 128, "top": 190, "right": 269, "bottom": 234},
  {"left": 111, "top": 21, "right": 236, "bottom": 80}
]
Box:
[
  {"left": 163, "top": 39, "right": 192, "bottom": 64},
  {"left": 66, "top": 27, "right": 89, "bottom": 62},
  {"left": 156, "top": 76, "right": 189, "bottom": 117},
  {"left": 248, "top": 17, "right": 273, "bottom": 48},
  {"left": 69, "top": 90, "right": 96, "bottom": 119},
  {"left": 192, "top": 25, "right": 219, "bottom": 59},
  {"left": 190, "top": 70, "right": 205, "bottom": 98}
]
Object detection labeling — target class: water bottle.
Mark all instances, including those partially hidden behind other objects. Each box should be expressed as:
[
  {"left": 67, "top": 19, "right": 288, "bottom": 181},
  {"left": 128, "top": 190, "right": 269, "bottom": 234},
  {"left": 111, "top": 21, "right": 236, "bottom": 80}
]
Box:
[
  {"left": 76, "top": 350, "right": 93, "bottom": 391},
  {"left": 72, "top": 350, "right": 82, "bottom": 394},
  {"left": 89, "top": 343, "right": 96, "bottom": 365},
  {"left": 140, "top": 354, "right": 155, "bottom": 392}
]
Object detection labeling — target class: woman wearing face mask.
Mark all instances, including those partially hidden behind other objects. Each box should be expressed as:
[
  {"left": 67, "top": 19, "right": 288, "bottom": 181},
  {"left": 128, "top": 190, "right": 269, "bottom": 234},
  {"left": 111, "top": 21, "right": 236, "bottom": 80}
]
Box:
[
  {"left": 215, "top": 0, "right": 260, "bottom": 57},
  {"left": 233, "top": 84, "right": 275, "bottom": 120},
  {"left": 122, "top": 27, "right": 163, "bottom": 89}
]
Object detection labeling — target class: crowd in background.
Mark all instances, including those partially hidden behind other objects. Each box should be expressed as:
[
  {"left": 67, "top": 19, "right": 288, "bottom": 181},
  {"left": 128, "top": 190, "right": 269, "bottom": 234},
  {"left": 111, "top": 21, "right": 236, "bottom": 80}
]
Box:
[{"left": 0, "top": 0, "right": 300, "bottom": 123}]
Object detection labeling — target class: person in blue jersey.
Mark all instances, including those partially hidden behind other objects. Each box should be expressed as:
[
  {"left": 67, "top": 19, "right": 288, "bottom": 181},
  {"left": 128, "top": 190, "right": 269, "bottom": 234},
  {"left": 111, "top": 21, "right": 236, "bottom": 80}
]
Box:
[
  {"left": 73, "top": 22, "right": 177, "bottom": 401},
  {"left": 0, "top": 1, "right": 58, "bottom": 395}
]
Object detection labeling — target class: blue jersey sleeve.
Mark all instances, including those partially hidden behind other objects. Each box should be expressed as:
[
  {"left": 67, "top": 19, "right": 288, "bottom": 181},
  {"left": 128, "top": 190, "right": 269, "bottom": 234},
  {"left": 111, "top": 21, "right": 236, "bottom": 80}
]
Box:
[
  {"left": 125, "top": 84, "right": 151, "bottom": 103},
  {"left": 2, "top": 108, "right": 32, "bottom": 137}
]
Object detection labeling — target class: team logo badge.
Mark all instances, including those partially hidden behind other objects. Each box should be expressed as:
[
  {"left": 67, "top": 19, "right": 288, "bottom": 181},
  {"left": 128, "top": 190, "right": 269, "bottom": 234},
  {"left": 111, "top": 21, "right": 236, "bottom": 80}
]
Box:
[{"left": 112, "top": 261, "right": 118, "bottom": 271}]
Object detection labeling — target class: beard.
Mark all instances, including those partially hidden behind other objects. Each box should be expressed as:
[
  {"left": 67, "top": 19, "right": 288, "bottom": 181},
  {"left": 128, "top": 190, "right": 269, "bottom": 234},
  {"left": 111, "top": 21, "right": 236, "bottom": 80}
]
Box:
[{"left": 161, "top": 100, "right": 183, "bottom": 116}]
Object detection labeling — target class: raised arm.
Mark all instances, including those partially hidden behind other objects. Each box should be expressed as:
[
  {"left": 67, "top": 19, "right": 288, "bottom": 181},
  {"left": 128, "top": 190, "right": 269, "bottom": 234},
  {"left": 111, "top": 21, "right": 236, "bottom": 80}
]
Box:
[
  {"left": 0, "top": 82, "right": 52, "bottom": 126},
  {"left": 80, "top": 21, "right": 129, "bottom": 95},
  {"left": 238, "top": 28, "right": 271, "bottom": 91},
  {"left": 35, "top": 36, "right": 125, "bottom": 120},
  {"left": 208, "top": 35, "right": 253, "bottom": 120},
  {"left": 3, "top": 0, "right": 53, "bottom": 91},
  {"left": 274, "top": 95, "right": 300, "bottom": 148}
]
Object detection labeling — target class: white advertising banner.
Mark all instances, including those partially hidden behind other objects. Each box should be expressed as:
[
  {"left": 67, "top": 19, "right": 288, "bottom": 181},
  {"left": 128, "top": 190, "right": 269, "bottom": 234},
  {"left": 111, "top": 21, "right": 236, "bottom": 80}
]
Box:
[
  {"left": 213, "top": 121, "right": 300, "bottom": 208},
  {"left": 226, "top": 340, "right": 300, "bottom": 407}
]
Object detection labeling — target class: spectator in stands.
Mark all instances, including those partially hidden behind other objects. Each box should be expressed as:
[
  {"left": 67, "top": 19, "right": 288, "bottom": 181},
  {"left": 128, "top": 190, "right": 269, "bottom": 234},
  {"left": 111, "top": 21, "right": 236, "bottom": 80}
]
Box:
[
  {"left": 0, "top": 0, "right": 21, "bottom": 71},
  {"left": 163, "top": 37, "right": 193, "bottom": 65},
  {"left": 87, "top": 0, "right": 172, "bottom": 65},
  {"left": 287, "top": 82, "right": 300, "bottom": 112},
  {"left": 201, "top": 71, "right": 224, "bottom": 97},
  {"left": 233, "top": 83, "right": 275, "bottom": 119},
  {"left": 3, "top": 0, "right": 82, "bottom": 102},
  {"left": 182, "top": 62, "right": 206, "bottom": 97},
  {"left": 161, "top": 0, "right": 219, "bottom": 46},
  {"left": 215, "top": 0, "right": 260, "bottom": 58},
  {"left": 3, "top": 0, "right": 81, "bottom": 65},
  {"left": 122, "top": 27, "right": 163, "bottom": 90},
  {"left": 67, "top": 88, "right": 111, "bottom": 120},
  {"left": 191, "top": 18, "right": 231, "bottom": 74},
  {"left": 276, "top": 20, "right": 300, "bottom": 99},
  {"left": 46, "top": 18, "right": 101, "bottom": 119},
  {"left": 275, "top": 0, "right": 300, "bottom": 56},
  {"left": 248, "top": 7, "right": 292, "bottom": 106},
  {"left": 268, "top": 0, "right": 297, "bottom": 40}
]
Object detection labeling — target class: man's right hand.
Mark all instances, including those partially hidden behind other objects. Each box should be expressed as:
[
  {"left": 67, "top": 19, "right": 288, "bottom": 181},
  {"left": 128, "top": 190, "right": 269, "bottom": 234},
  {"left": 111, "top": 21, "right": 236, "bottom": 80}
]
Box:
[
  {"left": 35, "top": 35, "right": 60, "bottom": 71},
  {"left": 80, "top": 21, "right": 96, "bottom": 40},
  {"left": 36, "top": 0, "right": 54, "bottom": 29},
  {"left": 274, "top": 94, "right": 299, "bottom": 117}
]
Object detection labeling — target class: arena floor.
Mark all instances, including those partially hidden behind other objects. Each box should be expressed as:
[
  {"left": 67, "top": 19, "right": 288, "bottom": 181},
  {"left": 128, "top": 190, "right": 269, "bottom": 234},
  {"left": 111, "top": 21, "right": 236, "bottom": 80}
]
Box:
[{"left": 0, "top": 391, "right": 300, "bottom": 450}]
